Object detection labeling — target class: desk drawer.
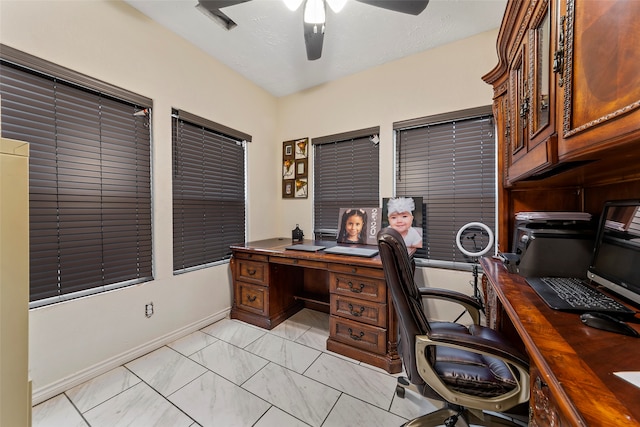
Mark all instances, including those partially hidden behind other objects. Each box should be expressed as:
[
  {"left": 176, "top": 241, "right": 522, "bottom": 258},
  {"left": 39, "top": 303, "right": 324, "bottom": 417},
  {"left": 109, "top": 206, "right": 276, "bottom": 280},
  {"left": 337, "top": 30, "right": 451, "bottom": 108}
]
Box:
[
  {"left": 234, "top": 252, "right": 269, "bottom": 263},
  {"left": 330, "top": 273, "right": 386, "bottom": 303},
  {"left": 330, "top": 316, "right": 386, "bottom": 354},
  {"left": 329, "top": 263, "right": 385, "bottom": 279},
  {"left": 235, "top": 282, "right": 268, "bottom": 315},
  {"left": 236, "top": 259, "right": 268, "bottom": 285},
  {"left": 331, "top": 294, "right": 387, "bottom": 327}
]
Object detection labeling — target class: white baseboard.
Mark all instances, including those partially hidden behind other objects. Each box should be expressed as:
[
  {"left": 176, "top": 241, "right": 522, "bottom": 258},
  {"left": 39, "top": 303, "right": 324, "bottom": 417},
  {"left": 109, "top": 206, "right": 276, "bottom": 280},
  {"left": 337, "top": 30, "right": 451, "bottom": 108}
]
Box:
[{"left": 31, "top": 309, "right": 230, "bottom": 405}]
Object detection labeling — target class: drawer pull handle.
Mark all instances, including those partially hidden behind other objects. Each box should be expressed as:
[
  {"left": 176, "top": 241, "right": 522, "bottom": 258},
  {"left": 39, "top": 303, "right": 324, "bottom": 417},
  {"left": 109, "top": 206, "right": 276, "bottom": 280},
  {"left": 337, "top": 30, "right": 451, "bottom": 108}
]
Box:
[
  {"left": 347, "top": 328, "right": 365, "bottom": 341},
  {"left": 247, "top": 268, "right": 256, "bottom": 275},
  {"left": 348, "top": 282, "right": 365, "bottom": 293},
  {"left": 348, "top": 304, "right": 365, "bottom": 317},
  {"left": 247, "top": 295, "right": 257, "bottom": 302}
]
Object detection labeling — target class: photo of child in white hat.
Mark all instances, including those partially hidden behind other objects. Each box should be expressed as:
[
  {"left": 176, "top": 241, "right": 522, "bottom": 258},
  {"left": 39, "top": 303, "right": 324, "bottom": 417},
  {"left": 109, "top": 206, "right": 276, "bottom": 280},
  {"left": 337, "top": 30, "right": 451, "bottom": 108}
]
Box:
[{"left": 384, "top": 197, "right": 423, "bottom": 249}]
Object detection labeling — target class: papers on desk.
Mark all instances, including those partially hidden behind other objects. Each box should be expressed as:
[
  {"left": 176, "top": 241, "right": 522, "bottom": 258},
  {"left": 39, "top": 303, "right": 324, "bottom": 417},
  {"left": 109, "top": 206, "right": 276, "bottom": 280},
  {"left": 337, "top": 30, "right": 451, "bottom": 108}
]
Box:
[
  {"left": 515, "top": 211, "right": 592, "bottom": 222},
  {"left": 614, "top": 371, "right": 640, "bottom": 389}
]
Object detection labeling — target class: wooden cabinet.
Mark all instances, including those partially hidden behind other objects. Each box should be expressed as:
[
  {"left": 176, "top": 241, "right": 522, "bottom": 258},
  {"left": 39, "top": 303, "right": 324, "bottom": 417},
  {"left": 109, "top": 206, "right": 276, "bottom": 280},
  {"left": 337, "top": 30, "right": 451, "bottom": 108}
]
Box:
[
  {"left": 485, "top": 0, "right": 640, "bottom": 184},
  {"left": 230, "top": 251, "right": 302, "bottom": 329},
  {"left": 483, "top": 0, "right": 640, "bottom": 251},
  {"left": 556, "top": 0, "right": 640, "bottom": 161},
  {"left": 327, "top": 266, "right": 389, "bottom": 360}
]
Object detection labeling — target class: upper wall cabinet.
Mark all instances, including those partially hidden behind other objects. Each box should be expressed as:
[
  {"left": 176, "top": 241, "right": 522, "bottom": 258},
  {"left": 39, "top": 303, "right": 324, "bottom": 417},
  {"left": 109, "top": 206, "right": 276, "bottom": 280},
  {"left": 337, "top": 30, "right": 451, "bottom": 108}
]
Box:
[
  {"left": 484, "top": 0, "right": 640, "bottom": 185},
  {"left": 556, "top": 0, "right": 640, "bottom": 160}
]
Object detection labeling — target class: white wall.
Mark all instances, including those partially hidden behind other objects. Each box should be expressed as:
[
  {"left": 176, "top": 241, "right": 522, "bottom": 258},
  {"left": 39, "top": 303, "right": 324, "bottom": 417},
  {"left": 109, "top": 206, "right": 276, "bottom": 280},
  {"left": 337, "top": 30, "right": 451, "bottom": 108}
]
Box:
[
  {"left": 1, "top": 0, "right": 498, "bottom": 404},
  {"left": 0, "top": 0, "right": 279, "bottom": 404}
]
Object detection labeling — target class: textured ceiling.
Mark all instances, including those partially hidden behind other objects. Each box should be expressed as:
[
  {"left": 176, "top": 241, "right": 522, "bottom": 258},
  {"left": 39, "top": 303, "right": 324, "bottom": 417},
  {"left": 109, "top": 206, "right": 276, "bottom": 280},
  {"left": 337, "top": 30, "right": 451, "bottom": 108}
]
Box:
[{"left": 125, "top": 0, "right": 507, "bottom": 97}]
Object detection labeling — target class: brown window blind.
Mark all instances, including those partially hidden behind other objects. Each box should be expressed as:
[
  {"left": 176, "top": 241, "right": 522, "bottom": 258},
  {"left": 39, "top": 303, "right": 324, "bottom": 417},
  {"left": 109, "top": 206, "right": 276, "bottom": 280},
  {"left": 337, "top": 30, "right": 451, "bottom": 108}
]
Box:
[
  {"left": 0, "top": 58, "right": 152, "bottom": 307},
  {"left": 313, "top": 127, "right": 380, "bottom": 238},
  {"left": 172, "top": 109, "right": 247, "bottom": 273},
  {"left": 395, "top": 107, "right": 495, "bottom": 264}
]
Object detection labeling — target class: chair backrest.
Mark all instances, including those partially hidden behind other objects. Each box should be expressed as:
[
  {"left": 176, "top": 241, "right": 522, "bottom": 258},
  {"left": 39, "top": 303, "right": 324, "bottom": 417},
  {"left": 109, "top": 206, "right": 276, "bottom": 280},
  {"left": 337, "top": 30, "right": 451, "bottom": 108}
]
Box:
[{"left": 377, "top": 227, "right": 431, "bottom": 385}]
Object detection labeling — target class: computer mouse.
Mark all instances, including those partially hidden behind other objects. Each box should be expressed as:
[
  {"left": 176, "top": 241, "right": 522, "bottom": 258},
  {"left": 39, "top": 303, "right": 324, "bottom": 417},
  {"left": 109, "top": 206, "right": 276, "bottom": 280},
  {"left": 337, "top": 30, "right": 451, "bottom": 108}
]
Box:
[{"left": 580, "top": 312, "right": 640, "bottom": 337}]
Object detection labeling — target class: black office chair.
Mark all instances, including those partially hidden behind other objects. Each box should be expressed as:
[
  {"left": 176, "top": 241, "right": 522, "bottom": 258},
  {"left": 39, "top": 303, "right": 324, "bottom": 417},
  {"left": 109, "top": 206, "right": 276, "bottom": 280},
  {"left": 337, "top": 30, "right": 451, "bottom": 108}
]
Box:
[{"left": 377, "top": 228, "right": 530, "bottom": 427}]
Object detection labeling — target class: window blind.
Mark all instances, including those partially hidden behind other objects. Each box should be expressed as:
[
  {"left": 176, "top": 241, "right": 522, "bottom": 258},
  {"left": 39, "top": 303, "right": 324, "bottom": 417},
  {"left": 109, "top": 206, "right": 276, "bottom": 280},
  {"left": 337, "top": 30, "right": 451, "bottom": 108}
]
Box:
[
  {"left": 395, "top": 107, "right": 495, "bottom": 264},
  {"left": 313, "top": 127, "right": 380, "bottom": 237},
  {"left": 0, "top": 60, "right": 152, "bottom": 306},
  {"left": 172, "top": 110, "right": 247, "bottom": 273}
]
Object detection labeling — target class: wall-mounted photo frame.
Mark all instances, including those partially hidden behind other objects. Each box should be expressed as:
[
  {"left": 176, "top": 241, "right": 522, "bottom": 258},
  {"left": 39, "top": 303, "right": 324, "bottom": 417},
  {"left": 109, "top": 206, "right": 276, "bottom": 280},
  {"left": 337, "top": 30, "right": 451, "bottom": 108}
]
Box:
[
  {"left": 283, "top": 138, "right": 308, "bottom": 198},
  {"left": 295, "top": 178, "right": 308, "bottom": 198},
  {"left": 295, "top": 159, "right": 307, "bottom": 178},
  {"left": 283, "top": 179, "right": 294, "bottom": 198}
]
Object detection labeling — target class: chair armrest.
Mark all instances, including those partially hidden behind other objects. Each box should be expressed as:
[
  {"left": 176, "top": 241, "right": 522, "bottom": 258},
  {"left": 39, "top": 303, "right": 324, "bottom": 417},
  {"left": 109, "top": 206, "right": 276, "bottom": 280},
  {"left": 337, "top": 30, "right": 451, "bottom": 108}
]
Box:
[{"left": 418, "top": 287, "right": 482, "bottom": 325}]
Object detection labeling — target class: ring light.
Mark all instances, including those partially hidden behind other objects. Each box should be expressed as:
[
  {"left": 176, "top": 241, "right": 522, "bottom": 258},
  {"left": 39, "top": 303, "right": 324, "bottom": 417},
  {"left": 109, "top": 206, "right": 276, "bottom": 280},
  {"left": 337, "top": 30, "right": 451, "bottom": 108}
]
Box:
[{"left": 455, "top": 222, "right": 494, "bottom": 258}]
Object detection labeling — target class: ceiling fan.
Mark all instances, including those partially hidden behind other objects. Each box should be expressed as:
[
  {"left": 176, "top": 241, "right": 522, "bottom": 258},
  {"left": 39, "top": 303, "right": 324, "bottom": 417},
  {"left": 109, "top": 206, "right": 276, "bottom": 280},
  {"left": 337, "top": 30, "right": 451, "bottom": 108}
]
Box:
[{"left": 196, "top": 0, "right": 429, "bottom": 60}]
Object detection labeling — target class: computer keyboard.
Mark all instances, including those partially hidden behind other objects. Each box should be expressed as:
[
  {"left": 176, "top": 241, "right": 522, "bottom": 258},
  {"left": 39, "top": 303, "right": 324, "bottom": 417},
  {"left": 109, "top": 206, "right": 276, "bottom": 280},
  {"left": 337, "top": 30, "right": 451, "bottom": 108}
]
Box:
[{"left": 525, "top": 277, "right": 636, "bottom": 316}]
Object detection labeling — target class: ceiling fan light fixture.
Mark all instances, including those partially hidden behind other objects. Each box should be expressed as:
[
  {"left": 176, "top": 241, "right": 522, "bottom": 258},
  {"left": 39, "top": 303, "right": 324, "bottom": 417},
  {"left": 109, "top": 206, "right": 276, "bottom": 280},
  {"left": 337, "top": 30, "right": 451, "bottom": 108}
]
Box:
[
  {"left": 282, "top": 0, "right": 304, "bottom": 11},
  {"left": 304, "top": 0, "right": 326, "bottom": 24},
  {"left": 326, "top": 0, "right": 347, "bottom": 13}
]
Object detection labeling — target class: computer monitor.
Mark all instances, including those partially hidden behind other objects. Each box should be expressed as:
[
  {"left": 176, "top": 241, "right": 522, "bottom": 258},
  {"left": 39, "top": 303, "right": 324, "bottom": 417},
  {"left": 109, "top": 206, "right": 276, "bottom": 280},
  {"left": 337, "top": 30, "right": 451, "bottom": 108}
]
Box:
[{"left": 588, "top": 199, "right": 640, "bottom": 307}]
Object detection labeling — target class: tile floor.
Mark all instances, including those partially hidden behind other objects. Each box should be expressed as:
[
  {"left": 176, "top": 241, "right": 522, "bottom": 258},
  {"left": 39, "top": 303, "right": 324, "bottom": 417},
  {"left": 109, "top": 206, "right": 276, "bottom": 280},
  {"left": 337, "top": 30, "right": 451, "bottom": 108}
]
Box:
[{"left": 31, "top": 309, "right": 519, "bottom": 427}]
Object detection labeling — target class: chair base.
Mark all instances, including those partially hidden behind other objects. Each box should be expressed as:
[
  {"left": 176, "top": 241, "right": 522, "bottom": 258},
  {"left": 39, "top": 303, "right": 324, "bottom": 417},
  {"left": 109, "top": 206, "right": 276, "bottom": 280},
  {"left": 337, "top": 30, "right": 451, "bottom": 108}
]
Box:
[
  {"left": 402, "top": 406, "right": 526, "bottom": 427},
  {"left": 396, "top": 377, "right": 528, "bottom": 427}
]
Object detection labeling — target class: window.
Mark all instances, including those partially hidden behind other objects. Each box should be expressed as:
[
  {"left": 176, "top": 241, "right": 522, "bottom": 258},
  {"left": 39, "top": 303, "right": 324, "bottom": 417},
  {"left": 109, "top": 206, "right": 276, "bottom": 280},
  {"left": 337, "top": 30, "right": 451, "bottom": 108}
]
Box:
[
  {"left": 172, "top": 109, "right": 249, "bottom": 273},
  {"left": 0, "top": 46, "right": 152, "bottom": 307},
  {"left": 394, "top": 106, "right": 495, "bottom": 266},
  {"left": 313, "top": 127, "right": 380, "bottom": 238}
]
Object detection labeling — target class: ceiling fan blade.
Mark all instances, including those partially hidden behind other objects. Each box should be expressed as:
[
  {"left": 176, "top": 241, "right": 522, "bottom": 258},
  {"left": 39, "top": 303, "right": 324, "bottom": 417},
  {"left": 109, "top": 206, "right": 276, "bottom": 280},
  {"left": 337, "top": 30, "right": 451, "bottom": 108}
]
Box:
[
  {"left": 196, "top": 0, "right": 252, "bottom": 29},
  {"left": 198, "top": 0, "right": 252, "bottom": 10},
  {"left": 304, "top": 22, "right": 325, "bottom": 61},
  {"left": 354, "top": 0, "right": 429, "bottom": 15}
]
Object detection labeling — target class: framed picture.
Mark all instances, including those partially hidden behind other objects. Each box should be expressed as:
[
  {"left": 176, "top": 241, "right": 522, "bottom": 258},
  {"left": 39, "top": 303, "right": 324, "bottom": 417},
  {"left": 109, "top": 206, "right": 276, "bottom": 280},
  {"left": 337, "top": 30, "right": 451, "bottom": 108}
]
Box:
[
  {"left": 282, "top": 179, "right": 294, "bottom": 198},
  {"left": 284, "top": 143, "right": 293, "bottom": 157},
  {"left": 294, "top": 138, "right": 308, "bottom": 159},
  {"left": 382, "top": 196, "right": 424, "bottom": 249},
  {"left": 283, "top": 159, "right": 295, "bottom": 179},
  {"left": 295, "top": 159, "right": 307, "bottom": 178},
  {"left": 294, "top": 178, "right": 308, "bottom": 198},
  {"left": 337, "top": 207, "right": 381, "bottom": 245},
  {"left": 283, "top": 138, "right": 308, "bottom": 198}
]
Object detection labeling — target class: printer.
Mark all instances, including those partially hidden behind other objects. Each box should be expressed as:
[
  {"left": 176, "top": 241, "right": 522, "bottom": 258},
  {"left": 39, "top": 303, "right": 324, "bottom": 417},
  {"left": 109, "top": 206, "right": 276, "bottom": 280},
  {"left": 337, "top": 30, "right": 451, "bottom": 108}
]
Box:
[{"left": 509, "top": 212, "right": 595, "bottom": 278}]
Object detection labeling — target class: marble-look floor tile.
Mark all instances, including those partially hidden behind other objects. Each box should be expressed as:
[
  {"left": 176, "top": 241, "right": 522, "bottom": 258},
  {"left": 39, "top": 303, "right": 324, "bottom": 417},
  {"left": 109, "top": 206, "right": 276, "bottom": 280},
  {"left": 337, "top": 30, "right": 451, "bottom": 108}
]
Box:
[
  {"left": 168, "top": 330, "right": 218, "bottom": 356},
  {"left": 125, "top": 346, "right": 207, "bottom": 396},
  {"left": 389, "top": 387, "right": 441, "bottom": 421},
  {"left": 32, "top": 394, "right": 89, "bottom": 427},
  {"left": 169, "top": 371, "right": 270, "bottom": 427},
  {"left": 65, "top": 366, "right": 141, "bottom": 413},
  {"left": 243, "top": 362, "right": 340, "bottom": 427},
  {"left": 268, "top": 317, "right": 312, "bottom": 341},
  {"left": 254, "top": 406, "right": 311, "bottom": 427},
  {"left": 201, "top": 318, "right": 266, "bottom": 348},
  {"left": 83, "top": 381, "right": 192, "bottom": 427},
  {"left": 294, "top": 325, "right": 329, "bottom": 352},
  {"left": 245, "top": 332, "right": 321, "bottom": 373},
  {"left": 289, "top": 308, "right": 330, "bottom": 332},
  {"left": 305, "top": 353, "right": 397, "bottom": 410},
  {"left": 190, "top": 339, "right": 268, "bottom": 385},
  {"left": 322, "top": 394, "right": 407, "bottom": 427}
]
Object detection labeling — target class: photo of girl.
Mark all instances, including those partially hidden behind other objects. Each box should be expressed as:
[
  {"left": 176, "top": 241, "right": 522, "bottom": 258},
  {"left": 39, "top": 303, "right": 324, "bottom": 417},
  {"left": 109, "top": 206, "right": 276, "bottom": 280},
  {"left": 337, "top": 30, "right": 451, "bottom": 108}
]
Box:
[{"left": 337, "top": 209, "right": 368, "bottom": 244}]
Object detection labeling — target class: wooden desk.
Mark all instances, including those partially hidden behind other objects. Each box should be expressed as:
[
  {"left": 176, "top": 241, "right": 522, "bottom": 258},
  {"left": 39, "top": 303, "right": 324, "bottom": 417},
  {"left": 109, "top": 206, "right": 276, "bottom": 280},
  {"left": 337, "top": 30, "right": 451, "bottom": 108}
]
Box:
[
  {"left": 229, "top": 238, "right": 402, "bottom": 374},
  {"left": 481, "top": 257, "right": 640, "bottom": 426}
]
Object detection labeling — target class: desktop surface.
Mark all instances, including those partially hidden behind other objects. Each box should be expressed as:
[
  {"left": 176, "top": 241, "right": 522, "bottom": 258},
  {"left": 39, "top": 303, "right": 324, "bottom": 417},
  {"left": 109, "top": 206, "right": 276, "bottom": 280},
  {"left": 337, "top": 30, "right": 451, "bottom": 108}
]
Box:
[{"left": 481, "top": 256, "right": 640, "bottom": 425}]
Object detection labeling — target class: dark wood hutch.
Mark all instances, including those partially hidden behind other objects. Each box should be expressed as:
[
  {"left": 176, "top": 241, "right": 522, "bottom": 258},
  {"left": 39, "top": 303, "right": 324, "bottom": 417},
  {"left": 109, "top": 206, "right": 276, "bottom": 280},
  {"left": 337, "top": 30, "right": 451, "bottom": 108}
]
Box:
[
  {"left": 482, "top": 0, "right": 640, "bottom": 252},
  {"left": 482, "top": 0, "right": 640, "bottom": 424}
]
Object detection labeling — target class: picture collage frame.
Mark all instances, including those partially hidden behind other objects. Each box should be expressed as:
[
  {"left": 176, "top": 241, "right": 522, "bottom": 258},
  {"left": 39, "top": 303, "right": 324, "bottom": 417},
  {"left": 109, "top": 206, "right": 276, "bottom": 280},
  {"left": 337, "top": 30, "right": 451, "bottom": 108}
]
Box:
[{"left": 282, "top": 137, "right": 308, "bottom": 198}]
